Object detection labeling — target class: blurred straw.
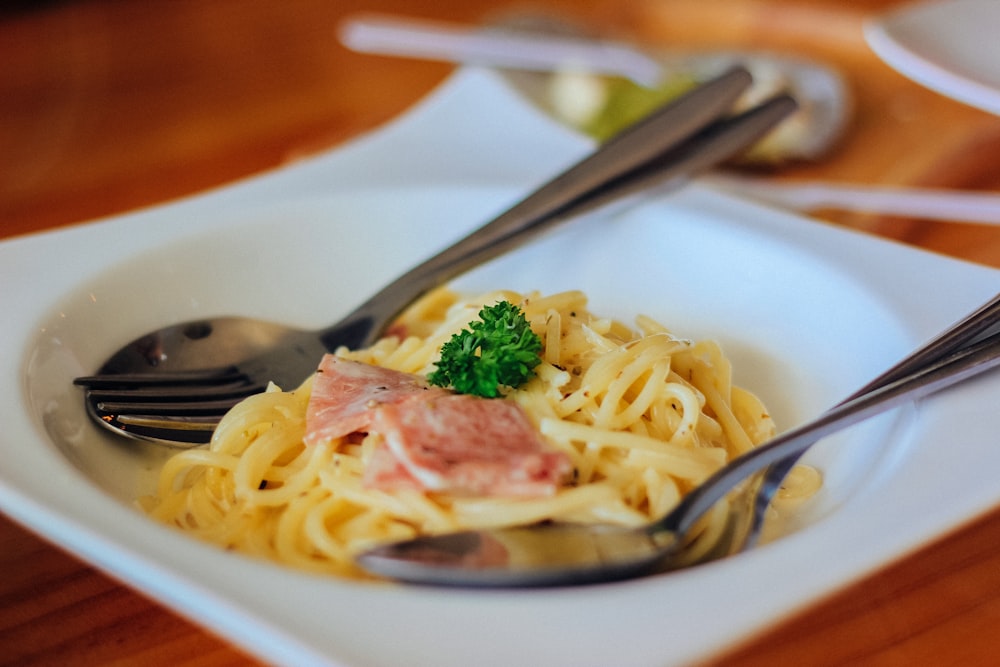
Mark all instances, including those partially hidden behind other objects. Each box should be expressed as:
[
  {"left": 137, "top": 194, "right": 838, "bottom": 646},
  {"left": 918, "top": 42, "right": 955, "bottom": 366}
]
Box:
[
  {"left": 706, "top": 174, "right": 1000, "bottom": 225},
  {"left": 339, "top": 14, "right": 663, "bottom": 86}
]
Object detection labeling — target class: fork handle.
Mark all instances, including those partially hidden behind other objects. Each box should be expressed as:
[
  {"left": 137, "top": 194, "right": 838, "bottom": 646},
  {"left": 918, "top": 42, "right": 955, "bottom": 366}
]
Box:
[
  {"left": 406, "top": 93, "right": 798, "bottom": 287},
  {"left": 662, "top": 301, "right": 1000, "bottom": 538},
  {"left": 397, "top": 66, "right": 751, "bottom": 281},
  {"left": 321, "top": 68, "right": 799, "bottom": 349},
  {"left": 744, "top": 292, "right": 1000, "bottom": 547}
]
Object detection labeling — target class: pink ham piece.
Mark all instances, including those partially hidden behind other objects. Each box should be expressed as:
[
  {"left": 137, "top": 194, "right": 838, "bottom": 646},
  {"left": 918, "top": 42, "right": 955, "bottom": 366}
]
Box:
[
  {"left": 304, "top": 355, "right": 571, "bottom": 497},
  {"left": 304, "top": 356, "right": 447, "bottom": 447},
  {"left": 369, "top": 393, "right": 572, "bottom": 497}
]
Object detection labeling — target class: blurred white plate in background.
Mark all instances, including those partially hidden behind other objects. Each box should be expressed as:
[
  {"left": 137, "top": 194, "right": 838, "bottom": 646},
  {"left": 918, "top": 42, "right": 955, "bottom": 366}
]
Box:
[{"left": 866, "top": 0, "right": 1000, "bottom": 115}]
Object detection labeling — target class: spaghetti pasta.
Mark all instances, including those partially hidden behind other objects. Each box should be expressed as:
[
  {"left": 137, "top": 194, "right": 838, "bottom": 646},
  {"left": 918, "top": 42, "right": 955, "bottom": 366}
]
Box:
[{"left": 143, "top": 288, "right": 817, "bottom": 579}]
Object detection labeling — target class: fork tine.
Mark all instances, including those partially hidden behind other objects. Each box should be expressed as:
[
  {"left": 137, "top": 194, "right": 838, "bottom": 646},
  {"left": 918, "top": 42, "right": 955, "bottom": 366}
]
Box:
[
  {"left": 116, "top": 414, "right": 221, "bottom": 430},
  {"left": 112, "top": 413, "right": 220, "bottom": 446},
  {"left": 73, "top": 367, "right": 245, "bottom": 388},
  {"left": 84, "top": 394, "right": 229, "bottom": 446},
  {"left": 84, "top": 380, "right": 263, "bottom": 401},
  {"left": 79, "top": 367, "right": 265, "bottom": 446},
  {"left": 95, "top": 396, "right": 252, "bottom": 416}
]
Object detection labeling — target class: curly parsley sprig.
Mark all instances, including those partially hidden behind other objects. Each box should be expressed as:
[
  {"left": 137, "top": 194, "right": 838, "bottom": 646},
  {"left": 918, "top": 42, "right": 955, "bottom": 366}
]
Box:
[{"left": 428, "top": 300, "right": 543, "bottom": 398}]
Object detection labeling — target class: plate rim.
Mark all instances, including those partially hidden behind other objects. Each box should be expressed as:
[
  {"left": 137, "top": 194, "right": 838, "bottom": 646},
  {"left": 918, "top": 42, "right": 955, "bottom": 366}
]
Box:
[{"left": 3, "top": 67, "right": 1000, "bottom": 667}]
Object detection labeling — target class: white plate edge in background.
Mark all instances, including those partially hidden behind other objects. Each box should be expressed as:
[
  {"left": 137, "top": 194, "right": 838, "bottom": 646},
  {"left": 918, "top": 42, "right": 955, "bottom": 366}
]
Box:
[{"left": 865, "top": 0, "right": 1000, "bottom": 115}]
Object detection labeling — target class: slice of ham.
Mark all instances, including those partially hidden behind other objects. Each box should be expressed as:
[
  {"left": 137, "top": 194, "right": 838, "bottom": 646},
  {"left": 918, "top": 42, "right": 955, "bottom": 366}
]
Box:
[
  {"left": 370, "top": 393, "right": 572, "bottom": 497},
  {"left": 304, "top": 355, "right": 571, "bottom": 497},
  {"left": 363, "top": 445, "right": 425, "bottom": 492},
  {"left": 304, "top": 356, "right": 447, "bottom": 447}
]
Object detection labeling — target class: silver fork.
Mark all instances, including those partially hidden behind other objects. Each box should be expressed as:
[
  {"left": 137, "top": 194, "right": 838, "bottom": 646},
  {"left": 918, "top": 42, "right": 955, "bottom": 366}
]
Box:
[
  {"left": 736, "top": 293, "right": 1000, "bottom": 550},
  {"left": 355, "top": 294, "right": 1000, "bottom": 586},
  {"left": 720, "top": 291, "right": 1000, "bottom": 558},
  {"left": 74, "top": 66, "right": 797, "bottom": 447}
]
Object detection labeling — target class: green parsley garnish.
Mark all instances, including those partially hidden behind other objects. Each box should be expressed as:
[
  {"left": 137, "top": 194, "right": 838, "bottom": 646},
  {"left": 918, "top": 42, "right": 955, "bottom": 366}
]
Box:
[{"left": 428, "top": 300, "right": 543, "bottom": 398}]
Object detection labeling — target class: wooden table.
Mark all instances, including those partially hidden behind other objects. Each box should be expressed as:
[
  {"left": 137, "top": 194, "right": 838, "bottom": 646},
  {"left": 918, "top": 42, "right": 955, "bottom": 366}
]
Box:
[{"left": 3, "top": 0, "right": 1000, "bottom": 664}]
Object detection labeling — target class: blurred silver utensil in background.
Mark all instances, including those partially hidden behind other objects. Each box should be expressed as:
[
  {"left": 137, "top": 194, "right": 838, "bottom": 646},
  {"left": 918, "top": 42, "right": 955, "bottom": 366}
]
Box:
[
  {"left": 342, "top": 14, "right": 1000, "bottom": 226},
  {"left": 339, "top": 13, "right": 852, "bottom": 165}
]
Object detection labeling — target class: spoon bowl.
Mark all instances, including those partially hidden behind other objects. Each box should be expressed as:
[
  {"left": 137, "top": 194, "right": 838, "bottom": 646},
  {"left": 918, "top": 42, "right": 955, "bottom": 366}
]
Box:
[{"left": 358, "top": 523, "right": 676, "bottom": 587}]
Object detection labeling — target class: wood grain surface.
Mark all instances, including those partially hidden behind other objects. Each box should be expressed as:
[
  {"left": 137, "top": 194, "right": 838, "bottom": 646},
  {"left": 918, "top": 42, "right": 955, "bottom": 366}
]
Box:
[{"left": 3, "top": 0, "right": 1000, "bottom": 665}]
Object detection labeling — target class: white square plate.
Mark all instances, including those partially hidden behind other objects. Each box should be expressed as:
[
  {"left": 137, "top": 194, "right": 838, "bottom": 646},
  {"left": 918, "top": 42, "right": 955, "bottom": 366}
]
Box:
[{"left": 3, "top": 68, "right": 1000, "bottom": 666}]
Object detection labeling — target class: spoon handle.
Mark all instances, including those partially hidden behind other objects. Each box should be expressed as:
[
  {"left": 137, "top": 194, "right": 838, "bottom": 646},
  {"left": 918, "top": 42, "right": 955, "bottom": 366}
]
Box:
[
  {"left": 663, "top": 294, "right": 1000, "bottom": 538},
  {"left": 328, "top": 68, "right": 796, "bottom": 349}
]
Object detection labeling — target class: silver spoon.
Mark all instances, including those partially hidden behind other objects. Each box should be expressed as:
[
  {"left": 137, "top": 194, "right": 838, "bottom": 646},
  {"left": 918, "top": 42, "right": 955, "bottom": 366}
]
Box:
[{"left": 356, "top": 297, "right": 1000, "bottom": 587}]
